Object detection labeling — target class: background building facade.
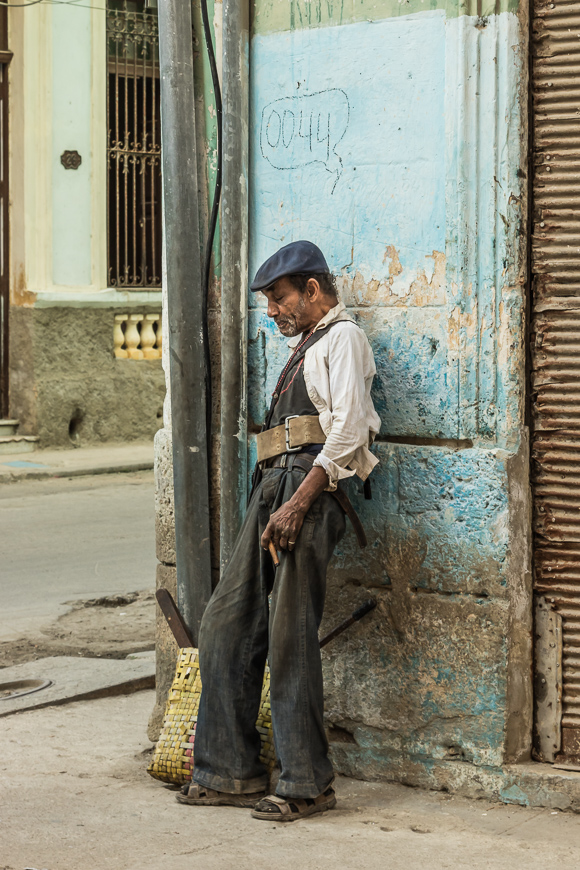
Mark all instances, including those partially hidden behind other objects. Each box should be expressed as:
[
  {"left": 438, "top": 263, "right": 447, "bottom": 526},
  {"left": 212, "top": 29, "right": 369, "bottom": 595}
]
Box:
[
  {"left": 4, "top": 0, "right": 165, "bottom": 449},
  {"left": 245, "top": 0, "right": 531, "bottom": 795}
]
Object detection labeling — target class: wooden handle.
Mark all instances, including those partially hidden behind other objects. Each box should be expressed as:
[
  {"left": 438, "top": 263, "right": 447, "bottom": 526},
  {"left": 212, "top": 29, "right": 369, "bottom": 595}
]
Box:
[
  {"left": 319, "top": 599, "right": 377, "bottom": 648},
  {"left": 155, "top": 588, "right": 195, "bottom": 648},
  {"left": 268, "top": 541, "right": 280, "bottom": 568}
]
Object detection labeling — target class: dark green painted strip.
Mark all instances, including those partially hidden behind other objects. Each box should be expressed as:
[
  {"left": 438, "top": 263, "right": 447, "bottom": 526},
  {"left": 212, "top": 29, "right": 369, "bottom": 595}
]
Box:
[{"left": 253, "top": 0, "right": 519, "bottom": 35}]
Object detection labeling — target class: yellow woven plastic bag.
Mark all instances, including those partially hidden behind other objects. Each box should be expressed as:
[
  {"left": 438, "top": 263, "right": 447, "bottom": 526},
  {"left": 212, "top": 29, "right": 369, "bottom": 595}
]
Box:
[{"left": 148, "top": 647, "right": 276, "bottom": 785}]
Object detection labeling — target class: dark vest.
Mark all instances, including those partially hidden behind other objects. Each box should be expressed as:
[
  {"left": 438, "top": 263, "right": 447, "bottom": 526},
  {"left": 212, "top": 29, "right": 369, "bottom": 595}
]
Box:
[
  {"left": 249, "top": 321, "right": 345, "bottom": 499},
  {"left": 263, "top": 322, "right": 342, "bottom": 433},
  {"left": 267, "top": 359, "right": 317, "bottom": 430}
]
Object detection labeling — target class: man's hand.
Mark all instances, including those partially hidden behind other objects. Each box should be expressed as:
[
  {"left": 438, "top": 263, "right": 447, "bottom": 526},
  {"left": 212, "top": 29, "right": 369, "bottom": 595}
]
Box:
[
  {"left": 262, "top": 502, "right": 306, "bottom": 553},
  {"left": 261, "top": 466, "right": 329, "bottom": 553}
]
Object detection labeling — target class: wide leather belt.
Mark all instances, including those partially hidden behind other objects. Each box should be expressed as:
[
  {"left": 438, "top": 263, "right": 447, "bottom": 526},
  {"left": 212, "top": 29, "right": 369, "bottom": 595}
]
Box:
[
  {"left": 265, "top": 452, "right": 317, "bottom": 473},
  {"left": 256, "top": 415, "right": 326, "bottom": 463}
]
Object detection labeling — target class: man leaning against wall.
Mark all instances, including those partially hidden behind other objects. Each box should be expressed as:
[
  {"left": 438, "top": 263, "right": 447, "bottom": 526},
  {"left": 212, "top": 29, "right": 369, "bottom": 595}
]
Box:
[{"left": 176, "top": 240, "right": 381, "bottom": 822}]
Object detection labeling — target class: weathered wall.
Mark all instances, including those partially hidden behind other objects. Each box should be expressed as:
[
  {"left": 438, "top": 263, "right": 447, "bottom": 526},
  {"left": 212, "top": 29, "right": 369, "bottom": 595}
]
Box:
[
  {"left": 9, "top": 305, "right": 165, "bottom": 447},
  {"left": 151, "top": 0, "right": 540, "bottom": 803},
  {"left": 247, "top": 0, "right": 531, "bottom": 787}
]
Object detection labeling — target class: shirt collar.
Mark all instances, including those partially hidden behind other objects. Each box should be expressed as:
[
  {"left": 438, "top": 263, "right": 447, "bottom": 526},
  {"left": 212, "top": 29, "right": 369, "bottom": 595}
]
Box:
[{"left": 286, "top": 301, "right": 349, "bottom": 348}]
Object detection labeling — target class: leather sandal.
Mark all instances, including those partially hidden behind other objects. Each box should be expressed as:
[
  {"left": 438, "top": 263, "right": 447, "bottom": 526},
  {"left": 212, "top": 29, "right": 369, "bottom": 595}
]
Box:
[
  {"left": 176, "top": 782, "right": 266, "bottom": 807},
  {"left": 251, "top": 786, "right": 336, "bottom": 821}
]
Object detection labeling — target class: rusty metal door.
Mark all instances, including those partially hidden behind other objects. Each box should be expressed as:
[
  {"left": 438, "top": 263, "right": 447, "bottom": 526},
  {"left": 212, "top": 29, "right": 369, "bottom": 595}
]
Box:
[
  {"left": 531, "top": 0, "right": 580, "bottom": 765},
  {"left": 0, "top": 54, "right": 10, "bottom": 420}
]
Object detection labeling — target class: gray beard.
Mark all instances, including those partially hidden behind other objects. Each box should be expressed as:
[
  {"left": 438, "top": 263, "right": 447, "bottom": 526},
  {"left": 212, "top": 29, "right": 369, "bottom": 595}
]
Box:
[
  {"left": 275, "top": 296, "right": 306, "bottom": 337},
  {"left": 277, "top": 320, "right": 300, "bottom": 337}
]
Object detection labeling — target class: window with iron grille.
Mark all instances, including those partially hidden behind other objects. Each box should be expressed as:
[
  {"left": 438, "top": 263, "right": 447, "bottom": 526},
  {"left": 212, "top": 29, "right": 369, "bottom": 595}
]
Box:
[{"left": 107, "top": 0, "right": 161, "bottom": 289}]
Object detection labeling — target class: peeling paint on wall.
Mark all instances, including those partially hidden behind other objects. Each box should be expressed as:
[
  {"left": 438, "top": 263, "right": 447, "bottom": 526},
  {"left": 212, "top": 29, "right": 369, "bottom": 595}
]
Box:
[{"left": 248, "top": 0, "right": 529, "bottom": 794}]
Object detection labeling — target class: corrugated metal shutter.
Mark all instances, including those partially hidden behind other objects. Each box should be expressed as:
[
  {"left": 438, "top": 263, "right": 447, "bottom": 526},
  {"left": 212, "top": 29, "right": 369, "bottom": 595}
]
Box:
[{"left": 532, "top": 0, "right": 580, "bottom": 762}]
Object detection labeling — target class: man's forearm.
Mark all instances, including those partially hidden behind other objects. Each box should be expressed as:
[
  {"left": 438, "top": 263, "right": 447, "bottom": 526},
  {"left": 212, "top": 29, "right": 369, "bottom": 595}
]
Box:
[{"left": 287, "top": 466, "right": 329, "bottom": 515}]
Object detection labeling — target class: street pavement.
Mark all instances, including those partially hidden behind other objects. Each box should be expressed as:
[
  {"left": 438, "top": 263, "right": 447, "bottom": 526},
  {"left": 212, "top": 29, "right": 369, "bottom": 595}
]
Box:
[
  {"left": 2, "top": 454, "right": 580, "bottom": 867},
  {"left": 0, "top": 469, "right": 156, "bottom": 642},
  {"left": 3, "top": 690, "right": 580, "bottom": 870}
]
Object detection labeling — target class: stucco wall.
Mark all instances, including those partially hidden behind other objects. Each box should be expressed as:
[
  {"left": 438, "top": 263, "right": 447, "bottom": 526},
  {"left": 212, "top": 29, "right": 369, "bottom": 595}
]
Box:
[
  {"left": 9, "top": 305, "right": 165, "bottom": 446},
  {"left": 246, "top": 0, "right": 531, "bottom": 784}
]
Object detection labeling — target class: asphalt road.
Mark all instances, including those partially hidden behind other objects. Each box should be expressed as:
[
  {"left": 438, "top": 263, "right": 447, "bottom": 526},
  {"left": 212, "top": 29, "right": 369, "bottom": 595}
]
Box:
[{"left": 0, "top": 471, "right": 156, "bottom": 642}]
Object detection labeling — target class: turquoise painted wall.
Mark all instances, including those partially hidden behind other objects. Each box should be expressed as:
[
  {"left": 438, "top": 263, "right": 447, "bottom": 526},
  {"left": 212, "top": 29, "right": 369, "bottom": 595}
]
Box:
[
  {"left": 247, "top": 2, "right": 528, "bottom": 780},
  {"left": 52, "top": 8, "right": 92, "bottom": 287}
]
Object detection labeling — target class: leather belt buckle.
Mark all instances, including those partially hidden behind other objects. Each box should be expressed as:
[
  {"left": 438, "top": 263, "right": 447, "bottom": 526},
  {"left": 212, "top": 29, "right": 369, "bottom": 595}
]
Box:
[{"left": 285, "top": 415, "right": 302, "bottom": 453}]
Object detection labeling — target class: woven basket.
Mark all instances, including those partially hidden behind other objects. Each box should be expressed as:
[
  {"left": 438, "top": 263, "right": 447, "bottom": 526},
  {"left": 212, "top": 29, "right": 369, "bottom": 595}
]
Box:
[{"left": 148, "top": 647, "right": 276, "bottom": 785}]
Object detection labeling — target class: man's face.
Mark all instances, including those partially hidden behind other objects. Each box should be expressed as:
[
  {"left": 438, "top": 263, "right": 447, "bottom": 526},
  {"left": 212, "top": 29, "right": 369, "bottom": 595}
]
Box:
[{"left": 262, "top": 277, "right": 311, "bottom": 338}]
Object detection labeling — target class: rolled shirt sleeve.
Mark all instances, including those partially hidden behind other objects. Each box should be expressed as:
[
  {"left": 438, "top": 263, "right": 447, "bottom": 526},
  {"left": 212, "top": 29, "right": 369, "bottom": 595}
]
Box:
[{"left": 311, "top": 324, "right": 378, "bottom": 490}]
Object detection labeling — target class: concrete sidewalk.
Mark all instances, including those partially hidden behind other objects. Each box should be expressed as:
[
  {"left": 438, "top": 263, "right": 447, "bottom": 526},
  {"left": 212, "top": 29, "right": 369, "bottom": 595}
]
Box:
[
  {"left": 3, "top": 689, "right": 580, "bottom": 870},
  {"left": 0, "top": 442, "right": 154, "bottom": 481}
]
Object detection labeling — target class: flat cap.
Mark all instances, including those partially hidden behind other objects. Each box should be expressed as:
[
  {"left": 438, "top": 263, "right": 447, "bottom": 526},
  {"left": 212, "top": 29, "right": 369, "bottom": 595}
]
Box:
[{"left": 250, "top": 240, "right": 330, "bottom": 292}]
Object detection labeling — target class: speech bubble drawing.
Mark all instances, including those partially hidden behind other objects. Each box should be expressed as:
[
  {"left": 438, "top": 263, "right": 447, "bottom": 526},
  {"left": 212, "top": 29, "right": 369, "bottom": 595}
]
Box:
[{"left": 260, "top": 89, "right": 350, "bottom": 194}]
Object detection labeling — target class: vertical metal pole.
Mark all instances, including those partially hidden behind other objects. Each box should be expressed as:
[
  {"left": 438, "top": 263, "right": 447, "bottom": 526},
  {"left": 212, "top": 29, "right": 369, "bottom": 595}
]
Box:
[
  {"left": 157, "top": 0, "right": 212, "bottom": 644},
  {"left": 220, "top": 0, "right": 250, "bottom": 571}
]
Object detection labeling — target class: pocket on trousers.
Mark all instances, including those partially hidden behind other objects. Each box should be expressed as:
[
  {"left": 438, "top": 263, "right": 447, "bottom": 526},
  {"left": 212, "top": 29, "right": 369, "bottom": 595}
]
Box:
[
  {"left": 260, "top": 470, "right": 280, "bottom": 508},
  {"left": 303, "top": 494, "right": 323, "bottom": 524}
]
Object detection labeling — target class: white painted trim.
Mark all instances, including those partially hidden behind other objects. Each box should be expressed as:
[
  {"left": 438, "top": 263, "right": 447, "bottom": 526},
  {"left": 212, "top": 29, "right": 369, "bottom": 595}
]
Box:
[
  {"left": 445, "top": 12, "right": 523, "bottom": 445},
  {"left": 11, "top": 7, "right": 111, "bottom": 299},
  {"left": 8, "top": 7, "right": 25, "bottom": 298},
  {"left": 24, "top": 4, "right": 52, "bottom": 292},
  {"left": 34, "top": 287, "right": 163, "bottom": 308},
  {"left": 91, "top": 0, "right": 107, "bottom": 290}
]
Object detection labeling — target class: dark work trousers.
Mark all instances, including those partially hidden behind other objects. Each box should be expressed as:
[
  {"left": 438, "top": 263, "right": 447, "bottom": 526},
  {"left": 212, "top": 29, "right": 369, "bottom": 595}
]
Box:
[{"left": 192, "top": 465, "right": 347, "bottom": 799}]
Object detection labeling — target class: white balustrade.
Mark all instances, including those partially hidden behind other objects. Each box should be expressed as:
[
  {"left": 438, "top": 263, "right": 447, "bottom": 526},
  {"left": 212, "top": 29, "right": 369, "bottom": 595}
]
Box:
[
  {"left": 114, "top": 315, "right": 129, "bottom": 359},
  {"left": 113, "top": 312, "right": 162, "bottom": 360},
  {"left": 125, "top": 314, "right": 144, "bottom": 359},
  {"left": 141, "top": 314, "right": 159, "bottom": 359}
]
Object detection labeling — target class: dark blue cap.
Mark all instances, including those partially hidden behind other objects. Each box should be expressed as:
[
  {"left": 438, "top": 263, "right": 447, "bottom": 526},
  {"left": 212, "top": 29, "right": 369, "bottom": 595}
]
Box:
[{"left": 250, "top": 240, "right": 330, "bottom": 292}]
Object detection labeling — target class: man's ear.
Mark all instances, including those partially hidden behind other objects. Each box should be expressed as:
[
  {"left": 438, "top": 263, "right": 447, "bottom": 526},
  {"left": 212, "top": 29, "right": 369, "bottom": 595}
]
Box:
[{"left": 306, "top": 278, "right": 320, "bottom": 302}]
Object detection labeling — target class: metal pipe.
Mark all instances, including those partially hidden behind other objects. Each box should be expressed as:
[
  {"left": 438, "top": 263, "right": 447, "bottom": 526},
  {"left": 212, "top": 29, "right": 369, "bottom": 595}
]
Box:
[
  {"left": 200, "top": 0, "right": 222, "bottom": 451},
  {"left": 157, "top": 0, "right": 212, "bottom": 644},
  {"left": 220, "top": 0, "right": 250, "bottom": 571}
]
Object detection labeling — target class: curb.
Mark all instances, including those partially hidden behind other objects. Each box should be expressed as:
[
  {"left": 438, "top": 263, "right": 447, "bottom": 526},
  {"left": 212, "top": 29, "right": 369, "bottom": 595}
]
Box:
[{"left": 0, "top": 461, "right": 154, "bottom": 483}]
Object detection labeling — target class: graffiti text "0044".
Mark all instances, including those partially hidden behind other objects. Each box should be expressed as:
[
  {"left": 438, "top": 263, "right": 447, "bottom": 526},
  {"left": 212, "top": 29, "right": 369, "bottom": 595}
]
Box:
[{"left": 259, "top": 89, "right": 350, "bottom": 193}]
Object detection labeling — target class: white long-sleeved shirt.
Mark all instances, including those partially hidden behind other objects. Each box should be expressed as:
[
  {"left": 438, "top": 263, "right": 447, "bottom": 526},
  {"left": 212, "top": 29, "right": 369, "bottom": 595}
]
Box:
[{"left": 285, "top": 301, "right": 381, "bottom": 490}]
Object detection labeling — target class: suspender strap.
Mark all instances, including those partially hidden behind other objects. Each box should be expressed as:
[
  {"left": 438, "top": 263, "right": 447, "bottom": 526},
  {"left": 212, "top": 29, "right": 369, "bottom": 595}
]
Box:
[{"left": 263, "top": 320, "right": 346, "bottom": 432}]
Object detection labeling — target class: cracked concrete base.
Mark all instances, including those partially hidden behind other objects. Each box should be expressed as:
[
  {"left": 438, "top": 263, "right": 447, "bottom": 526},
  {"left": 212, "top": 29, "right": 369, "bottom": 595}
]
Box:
[{"left": 0, "top": 656, "right": 155, "bottom": 716}]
